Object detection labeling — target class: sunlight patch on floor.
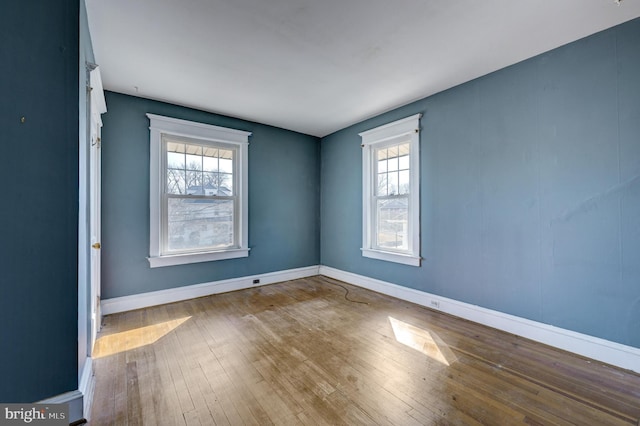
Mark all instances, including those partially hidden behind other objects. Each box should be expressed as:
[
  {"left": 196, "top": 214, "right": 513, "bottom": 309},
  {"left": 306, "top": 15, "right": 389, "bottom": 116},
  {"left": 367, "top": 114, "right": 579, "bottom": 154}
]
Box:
[
  {"left": 93, "top": 316, "right": 191, "bottom": 358},
  {"left": 389, "top": 317, "right": 457, "bottom": 366}
]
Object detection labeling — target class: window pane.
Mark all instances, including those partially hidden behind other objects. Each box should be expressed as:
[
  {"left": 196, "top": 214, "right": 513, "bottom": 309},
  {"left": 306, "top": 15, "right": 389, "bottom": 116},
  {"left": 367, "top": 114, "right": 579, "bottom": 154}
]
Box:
[
  {"left": 376, "top": 198, "right": 408, "bottom": 250},
  {"left": 185, "top": 169, "right": 202, "bottom": 192},
  {"left": 387, "top": 145, "right": 398, "bottom": 159},
  {"left": 388, "top": 171, "right": 398, "bottom": 195},
  {"left": 219, "top": 157, "right": 233, "bottom": 173},
  {"left": 166, "top": 169, "right": 185, "bottom": 194},
  {"left": 399, "top": 170, "right": 410, "bottom": 194},
  {"left": 185, "top": 154, "right": 202, "bottom": 171},
  {"left": 167, "top": 198, "right": 234, "bottom": 251},
  {"left": 202, "top": 172, "right": 217, "bottom": 194},
  {"left": 377, "top": 173, "right": 388, "bottom": 196},
  {"left": 203, "top": 155, "right": 218, "bottom": 172},
  {"left": 202, "top": 146, "right": 218, "bottom": 158},
  {"left": 219, "top": 148, "right": 233, "bottom": 159},
  {"left": 166, "top": 141, "right": 185, "bottom": 153},
  {"left": 167, "top": 151, "right": 185, "bottom": 169},
  {"left": 377, "top": 148, "right": 388, "bottom": 161},
  {"left": 399, "top": 154, "right": 409, "bottom": 170},
  {"left": 219, "top": 173, "right": 233, "bottom": 195},
  {"left": 387, "top": 155, "right": 398, "bottom": 172},
  {"left": 185, "top": 144, "right": 202, "bottom": 156},
  {"left": 377, "top": 158, "right": 387, "bottom": 173}
]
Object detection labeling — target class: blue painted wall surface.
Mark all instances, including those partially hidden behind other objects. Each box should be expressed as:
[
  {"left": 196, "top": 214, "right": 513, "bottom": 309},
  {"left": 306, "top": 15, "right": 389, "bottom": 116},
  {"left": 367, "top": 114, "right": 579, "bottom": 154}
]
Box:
[
  {"left": 101, "top": 92, "right": 320, "bottom": 299},
  {"left": 321, "top": 19, "right": 640, "bottom": 348},
  {"left": 0, "top": 0, "right": 79, "bottom": 401}
]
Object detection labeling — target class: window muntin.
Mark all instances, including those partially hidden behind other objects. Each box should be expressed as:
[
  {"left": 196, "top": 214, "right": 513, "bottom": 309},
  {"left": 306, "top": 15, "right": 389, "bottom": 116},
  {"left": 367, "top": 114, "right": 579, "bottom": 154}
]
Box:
[
  {"left": 147, "top": 113, "right": 250, "bottom": 268},
  {"left": 162, "top": 136, "right": 238, "bottom": 255},
  {"left": 360, "top": 114, "right": 421, "bottom": 266},
  {"left": 373, "top": 141, "right": 411, "bottom": 252}
]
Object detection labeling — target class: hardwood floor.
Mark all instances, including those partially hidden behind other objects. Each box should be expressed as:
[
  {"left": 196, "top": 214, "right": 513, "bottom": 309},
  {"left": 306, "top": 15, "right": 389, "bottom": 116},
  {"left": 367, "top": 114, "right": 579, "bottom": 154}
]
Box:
[{"left": 90, "top": 276, "right": 640, "bottom": 425}]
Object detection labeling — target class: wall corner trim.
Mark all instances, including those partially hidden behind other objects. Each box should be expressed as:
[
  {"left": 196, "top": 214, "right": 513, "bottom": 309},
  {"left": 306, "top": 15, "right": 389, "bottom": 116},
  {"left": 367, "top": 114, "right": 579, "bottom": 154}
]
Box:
[
  {"left": 318, "top": 266, "right": 640, "bottom": 374},
  {"left": 101, "top": 265, "right": 320, "bottom": 315}
]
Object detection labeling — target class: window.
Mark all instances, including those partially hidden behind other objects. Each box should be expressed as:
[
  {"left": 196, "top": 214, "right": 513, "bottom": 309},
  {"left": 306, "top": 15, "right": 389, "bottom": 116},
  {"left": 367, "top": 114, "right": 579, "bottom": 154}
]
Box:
[
  {"left": 147, "top": 114, "right": 251, "bottom": 267},
  {"left": 360, "top": 114, "right": 421, "bottom": 266}
]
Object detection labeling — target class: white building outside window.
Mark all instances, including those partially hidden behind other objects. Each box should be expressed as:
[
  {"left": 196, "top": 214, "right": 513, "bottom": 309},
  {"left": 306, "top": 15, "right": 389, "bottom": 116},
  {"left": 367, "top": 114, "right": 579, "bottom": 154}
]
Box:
[
  {"left": 360, "top": 114, "right": 421, "bottom": 266},
  {"left": 147, "top": 114, "right": 251, "bottom": 268}
]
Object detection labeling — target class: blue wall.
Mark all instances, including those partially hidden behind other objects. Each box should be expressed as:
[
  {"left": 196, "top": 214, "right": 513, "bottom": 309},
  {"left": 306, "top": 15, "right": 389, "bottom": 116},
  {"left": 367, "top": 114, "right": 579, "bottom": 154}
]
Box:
[
  {"left": 101, "top": 92, "right": 320, "bottom": 299},
  {"left": 0, "top": 0, "right": 80, "bottom": 401},
  {"left": 321, "top": 18, "right": 640, "bottom": 348}
]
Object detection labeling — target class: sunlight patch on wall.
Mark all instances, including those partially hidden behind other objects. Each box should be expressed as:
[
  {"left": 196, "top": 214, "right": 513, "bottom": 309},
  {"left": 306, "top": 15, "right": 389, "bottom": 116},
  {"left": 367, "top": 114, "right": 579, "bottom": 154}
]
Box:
[
  {"left": 389, "top": 317, "right": 457, "bottom": 366},
  {"left": 93, "top": 316, "right": 192, "bottom": 358}
]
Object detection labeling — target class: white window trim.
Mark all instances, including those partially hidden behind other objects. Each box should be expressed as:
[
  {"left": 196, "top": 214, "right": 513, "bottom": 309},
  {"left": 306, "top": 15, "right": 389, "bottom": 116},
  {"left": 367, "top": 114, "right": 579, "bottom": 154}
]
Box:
[
  {"left": 147, "top": 113, "right": 251, "bottom": 268},
  {"left": 360, "top": 114, "right": 421, "bottom": 267}
]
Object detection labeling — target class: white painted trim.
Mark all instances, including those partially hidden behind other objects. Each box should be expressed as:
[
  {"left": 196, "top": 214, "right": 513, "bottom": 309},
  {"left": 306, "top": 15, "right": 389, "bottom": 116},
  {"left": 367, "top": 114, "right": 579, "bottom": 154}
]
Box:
[
  {"left": 99, "top": 264, "right": 640, "bottom": 372},
  {"left": 38, "top": 358, "right": 94, "bottom": 422},
  {"left": 147, "top": 113, "right": 251, "bottom": 267},
  {"left": 38, "top": 390, "right": 83, "bottom": 423},
  {"left": 318, "top": 266, "right": 640, "bottom": 374},
  {"left": 79, "top": 357, "right": 95, "bottom": 421},
  {"left": 359, "top": 113, "right": 422, "bottom": 145},
  {"left": 148, "top": 247, "right": 250, "bottom": 268},
  {"left": 90, "top": 67, "right": 107, "bottom": 120},
  {"left": 101, "top": 265, "right": 320, "bottom": 315},
  {"left": 147, "top": 113, "right": 251, "bottom": 144},
  {"left": 361, "top": 248, "right": 421, "bottom": 266},
  {"left": 361, "top": 114, "right": 421, "bottom": 266}
]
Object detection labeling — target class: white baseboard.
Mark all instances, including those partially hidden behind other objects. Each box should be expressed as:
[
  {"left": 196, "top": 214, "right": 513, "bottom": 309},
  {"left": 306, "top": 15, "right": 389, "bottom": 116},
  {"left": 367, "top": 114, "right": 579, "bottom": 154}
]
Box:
[
  {"left": 101, "top": 265, "right": 320, "bottom": 315},
  {"left": 38, "top": 359, "right": 93, "bottom": 423},
  {"left": 79, "top": 357, "right": 95, "bottom": 421},
  {"left": 319, "top": 266, "right": 640, "bottom": 374},
  {"left": 38, "top": 390, "right": 83, "bottom": 423},
  {"left": 98, "top": 263, "right": 640, "bottom": 373}
]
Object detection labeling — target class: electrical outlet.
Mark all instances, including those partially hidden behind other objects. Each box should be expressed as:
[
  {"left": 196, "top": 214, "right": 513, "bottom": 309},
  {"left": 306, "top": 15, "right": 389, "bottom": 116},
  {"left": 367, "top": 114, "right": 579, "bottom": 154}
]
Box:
[
  {"left": 253, "top": 279, "right": 260, "bottom": 284},
  {"left": 430, "top": 300, "right": 440, "bottom": 309}
]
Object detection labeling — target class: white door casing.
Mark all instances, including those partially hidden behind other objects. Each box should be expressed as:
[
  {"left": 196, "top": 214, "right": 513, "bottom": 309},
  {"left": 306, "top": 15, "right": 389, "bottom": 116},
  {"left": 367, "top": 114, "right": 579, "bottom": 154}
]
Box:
[{"left": 89, "top": 66, "right": 106, "bottom": 353}]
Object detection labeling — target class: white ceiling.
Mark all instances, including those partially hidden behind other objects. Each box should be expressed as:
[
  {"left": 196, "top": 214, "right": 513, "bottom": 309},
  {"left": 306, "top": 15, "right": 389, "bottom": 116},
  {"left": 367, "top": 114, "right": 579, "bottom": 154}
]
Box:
[{"left": 86, "top": 0, "right": 640, "bottom": 137}]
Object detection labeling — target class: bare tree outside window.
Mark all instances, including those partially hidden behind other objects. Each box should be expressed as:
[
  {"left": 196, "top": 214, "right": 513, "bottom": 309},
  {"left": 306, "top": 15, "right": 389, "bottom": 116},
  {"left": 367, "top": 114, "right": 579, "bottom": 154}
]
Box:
[
  {"left": 164, "top": 139, "right": 236, "bottom": 252},
  {"left": 374, "top": 142, "right": 410, "bottom": 250}
]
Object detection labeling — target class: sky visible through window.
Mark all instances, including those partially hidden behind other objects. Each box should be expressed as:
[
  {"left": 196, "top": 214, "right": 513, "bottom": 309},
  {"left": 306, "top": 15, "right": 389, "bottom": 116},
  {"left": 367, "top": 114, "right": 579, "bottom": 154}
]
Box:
[
  {"left": 163, "top": 139, "right": 236, "bottom": 253},
  {"left": 375, "top": 142, "right": 410, "bottom": 250},
  {"left": 166, "top": 141, "right": 234, "bottom": 196}
]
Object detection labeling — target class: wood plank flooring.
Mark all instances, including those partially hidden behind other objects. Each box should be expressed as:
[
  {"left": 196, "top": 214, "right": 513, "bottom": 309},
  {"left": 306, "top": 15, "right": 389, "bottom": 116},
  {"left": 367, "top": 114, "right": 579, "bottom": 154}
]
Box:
[{"left": 90, "top": 276, "right": 640, "bottom": 425}]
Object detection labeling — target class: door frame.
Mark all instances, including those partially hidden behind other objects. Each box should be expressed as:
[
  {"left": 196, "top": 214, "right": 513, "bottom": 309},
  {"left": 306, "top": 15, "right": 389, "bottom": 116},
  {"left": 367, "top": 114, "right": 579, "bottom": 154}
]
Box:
[
  {"left": 77, "top": 61, "right": 107, "bottom": 419},
  {"left": 88, "top": 65, "right": 107, "bottom": 353}
]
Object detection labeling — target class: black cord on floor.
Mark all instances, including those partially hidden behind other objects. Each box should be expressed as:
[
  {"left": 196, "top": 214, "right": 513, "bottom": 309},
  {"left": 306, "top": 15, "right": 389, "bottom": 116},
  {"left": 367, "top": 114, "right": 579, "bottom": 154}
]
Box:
[{"left": 325, "top": 280, "right": 369, "bottom": 305}]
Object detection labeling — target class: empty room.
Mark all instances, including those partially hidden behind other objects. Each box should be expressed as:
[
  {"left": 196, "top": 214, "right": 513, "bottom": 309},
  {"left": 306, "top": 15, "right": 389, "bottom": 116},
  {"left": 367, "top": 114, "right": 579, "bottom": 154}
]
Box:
[{"left": 2, "top": 0, "right": 640, "bottom": 424}]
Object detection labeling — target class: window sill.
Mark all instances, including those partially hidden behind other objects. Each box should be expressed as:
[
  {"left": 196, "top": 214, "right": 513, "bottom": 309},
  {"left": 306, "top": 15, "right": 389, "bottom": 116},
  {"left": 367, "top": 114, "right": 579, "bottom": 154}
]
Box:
[
  {"left": 148, "top": 248, "right": 250, "bottom": 268},
  {"left": 361, "top": 248, "right": 421, "bottom": 267}
]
